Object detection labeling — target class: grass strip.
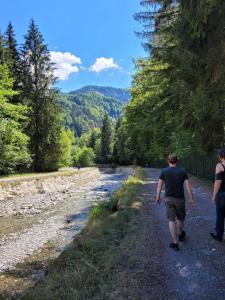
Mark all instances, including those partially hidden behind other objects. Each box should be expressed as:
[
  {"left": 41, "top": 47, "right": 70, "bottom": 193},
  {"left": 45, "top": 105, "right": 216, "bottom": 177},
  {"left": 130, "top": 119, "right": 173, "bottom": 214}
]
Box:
[{"left": 22, "top": 168, "right": 146, "bottom": 300}]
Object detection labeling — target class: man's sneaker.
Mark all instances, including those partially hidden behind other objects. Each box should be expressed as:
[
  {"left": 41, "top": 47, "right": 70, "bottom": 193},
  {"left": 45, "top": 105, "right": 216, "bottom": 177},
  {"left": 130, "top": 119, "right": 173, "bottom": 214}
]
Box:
[
  {"left": 179, "top": 230, "right": 186, "bottom": 242},
  {"left": 169, "top": 242, "right": 179, "bottom": 251},
  {"left": 210, "top": 232, "right": 222, "bottom": 242}
]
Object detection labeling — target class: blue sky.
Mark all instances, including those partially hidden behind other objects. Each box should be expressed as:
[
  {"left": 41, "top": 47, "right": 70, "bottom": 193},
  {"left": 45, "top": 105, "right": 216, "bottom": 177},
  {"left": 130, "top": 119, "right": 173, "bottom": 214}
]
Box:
[{"left": 0, "top": 0, "right": 146, "bottom": 92}]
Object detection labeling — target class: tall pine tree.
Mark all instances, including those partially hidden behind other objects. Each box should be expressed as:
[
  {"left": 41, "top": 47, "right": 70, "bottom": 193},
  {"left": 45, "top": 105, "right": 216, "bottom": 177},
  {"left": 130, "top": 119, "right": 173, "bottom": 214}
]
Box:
[
  {"left": 0, "top": 64, "right": 31, "bottom": 174},
  {"left": 4, "top": 22, "right": 22, "bottom": 103},
  {"left": 101, "top": 113, "right": 113, "bottom": 163},
  {"left": 113, "top": 117, "right": 132, "bottom": 165},
  {"left": 21, "top": 19, "right": 63, "bottom": 172},
  {"left": 0, "top": 32, "right": 5, "bottom": 64}
]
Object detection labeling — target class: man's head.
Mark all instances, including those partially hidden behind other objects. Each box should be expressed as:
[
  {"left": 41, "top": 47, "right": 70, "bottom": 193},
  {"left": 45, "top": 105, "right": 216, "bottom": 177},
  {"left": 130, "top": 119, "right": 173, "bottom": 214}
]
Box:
[
  {"left": 217, "top": 148, "right": 225, "bottom": 161},
  {"left": 167, "top": 153, "right": 178, "bottom": 166}
]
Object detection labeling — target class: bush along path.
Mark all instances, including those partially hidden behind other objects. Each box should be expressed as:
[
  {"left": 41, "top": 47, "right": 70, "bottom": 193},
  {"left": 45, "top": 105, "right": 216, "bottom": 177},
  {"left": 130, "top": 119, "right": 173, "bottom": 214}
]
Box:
[{"left": 18, "top": 168, "right": 225, "bottom": 300}]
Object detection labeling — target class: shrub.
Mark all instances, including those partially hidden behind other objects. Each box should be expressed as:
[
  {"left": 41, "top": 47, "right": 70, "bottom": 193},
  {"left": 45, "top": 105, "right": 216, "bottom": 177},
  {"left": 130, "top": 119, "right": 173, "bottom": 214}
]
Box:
[{"left": 73, "top": 146, "right": 95, "bottom": 167}]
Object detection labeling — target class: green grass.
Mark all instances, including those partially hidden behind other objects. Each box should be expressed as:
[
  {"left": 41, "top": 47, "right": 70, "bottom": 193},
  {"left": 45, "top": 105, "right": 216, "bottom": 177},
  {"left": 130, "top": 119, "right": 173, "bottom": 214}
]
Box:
[
  {"left": 0, "top": 168, "right": 83, "bottom": 180},
  {"left": 22, "top": 168, "right": 146, "bottom": 300},
  {"left": 0, "top": 172, "right": 41, "bottom": 179}
]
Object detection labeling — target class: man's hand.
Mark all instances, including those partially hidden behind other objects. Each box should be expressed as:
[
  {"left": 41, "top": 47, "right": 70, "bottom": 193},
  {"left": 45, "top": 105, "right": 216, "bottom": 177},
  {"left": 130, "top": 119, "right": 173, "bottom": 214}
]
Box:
[
  {"left": 185, "top": 179, "right": 195, "bottom": 209},
  {"left": 156, "top": 179, "right": 163, "bottom": 205},
  {"left": 189, "top": 197, "right": 195, "bottom": 208},
  {"left": 211, "top": 195, "right": 216, "bottom": 205}
]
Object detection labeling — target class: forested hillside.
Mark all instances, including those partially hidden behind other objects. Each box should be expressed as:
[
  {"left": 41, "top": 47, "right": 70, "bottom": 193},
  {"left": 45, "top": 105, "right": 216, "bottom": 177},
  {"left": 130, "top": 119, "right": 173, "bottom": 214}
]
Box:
[
  {"left": 70, "top": 86, "right": 130, "bottom": 103},
  {"left": 59, "top": 87, "right": 129, "bottom": 136}
]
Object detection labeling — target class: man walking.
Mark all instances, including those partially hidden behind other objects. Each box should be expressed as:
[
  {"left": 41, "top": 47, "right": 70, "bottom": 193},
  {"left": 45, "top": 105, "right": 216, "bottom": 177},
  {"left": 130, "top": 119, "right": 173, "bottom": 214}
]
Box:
[{"left": 156, "top": 154, "right": 195, "bottom": 251}]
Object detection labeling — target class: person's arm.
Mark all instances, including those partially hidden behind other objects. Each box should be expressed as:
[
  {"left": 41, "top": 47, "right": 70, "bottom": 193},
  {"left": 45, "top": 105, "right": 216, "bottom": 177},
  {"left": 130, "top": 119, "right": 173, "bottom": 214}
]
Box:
[
  {"left": 184, "top": 179, "right": 195, "bottom": 208},
  {"left": 212, "top": 164, "right": 223, "bottom": 204},
  {"left": 156, "top": 179, "right": 164, "bottom": 204}
]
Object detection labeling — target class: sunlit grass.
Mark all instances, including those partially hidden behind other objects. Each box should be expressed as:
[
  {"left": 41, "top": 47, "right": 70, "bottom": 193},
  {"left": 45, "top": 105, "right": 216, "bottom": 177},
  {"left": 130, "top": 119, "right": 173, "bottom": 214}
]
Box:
[{"left": 0, "top": 168, "right": 85, "bottom": 180}]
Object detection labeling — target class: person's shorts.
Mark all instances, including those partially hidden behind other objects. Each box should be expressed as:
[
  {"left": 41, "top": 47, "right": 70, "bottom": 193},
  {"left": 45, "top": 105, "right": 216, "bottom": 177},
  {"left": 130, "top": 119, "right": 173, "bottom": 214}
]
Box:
[{"left": 165, "top": 197, "right": 186, "bottom": 222}]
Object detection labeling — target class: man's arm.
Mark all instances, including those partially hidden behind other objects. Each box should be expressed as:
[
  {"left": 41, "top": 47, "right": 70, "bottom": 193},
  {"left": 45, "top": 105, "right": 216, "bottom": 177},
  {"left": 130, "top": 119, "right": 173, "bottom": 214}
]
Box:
[
  {"left": 212, "top": 164, "right": 223, "bottom": 204},
  {"left": 156, "top": 179, "right": 164, "bottom": 204},
  {"left": 184, "top": 179, "right": 195, "bottom": 208}
]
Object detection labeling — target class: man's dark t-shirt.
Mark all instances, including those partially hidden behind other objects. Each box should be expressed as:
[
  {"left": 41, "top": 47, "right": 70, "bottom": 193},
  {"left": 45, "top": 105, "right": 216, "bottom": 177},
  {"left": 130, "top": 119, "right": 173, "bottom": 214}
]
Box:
[{"left": 159, "top": 166, "right": 188, "bottom": 198}]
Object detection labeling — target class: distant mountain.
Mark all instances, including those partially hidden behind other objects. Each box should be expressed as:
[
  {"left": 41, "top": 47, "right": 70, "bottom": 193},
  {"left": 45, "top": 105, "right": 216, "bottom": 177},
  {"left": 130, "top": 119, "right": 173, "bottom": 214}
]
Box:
[
  {"left": 59, "top": 86, "right": 129, "bottom": 136},
  {"left": 69, "top": 85, "right": 130, "bottom": 103}
]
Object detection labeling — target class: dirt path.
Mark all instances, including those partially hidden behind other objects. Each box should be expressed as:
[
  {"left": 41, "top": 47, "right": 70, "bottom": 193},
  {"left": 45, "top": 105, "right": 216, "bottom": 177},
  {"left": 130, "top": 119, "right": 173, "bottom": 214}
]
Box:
[{"left": 141, "top": 168, "right": 225, "bottom": 299}]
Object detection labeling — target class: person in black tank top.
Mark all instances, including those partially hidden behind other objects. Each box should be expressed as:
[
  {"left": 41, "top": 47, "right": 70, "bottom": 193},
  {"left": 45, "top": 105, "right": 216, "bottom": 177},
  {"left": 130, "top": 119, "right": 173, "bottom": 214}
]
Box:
[{"left": 210, "top": 148, "right": 225, "bottom": 241}]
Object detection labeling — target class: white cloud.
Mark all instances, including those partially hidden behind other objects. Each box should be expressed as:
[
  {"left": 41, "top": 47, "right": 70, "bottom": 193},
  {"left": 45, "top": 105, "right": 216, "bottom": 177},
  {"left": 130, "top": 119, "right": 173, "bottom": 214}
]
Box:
[
  {"left": 89, "top": 57, "right": 119, "bottom": 73},
  {"left": 50, "top": 51, "right": 81, "bottom": 80}
]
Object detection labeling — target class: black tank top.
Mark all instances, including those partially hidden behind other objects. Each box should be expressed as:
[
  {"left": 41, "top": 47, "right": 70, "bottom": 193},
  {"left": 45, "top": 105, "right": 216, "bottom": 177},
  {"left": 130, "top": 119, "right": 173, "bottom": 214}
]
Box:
[{"left": 216, "top": 163, "right": 225, "bottom": 192}]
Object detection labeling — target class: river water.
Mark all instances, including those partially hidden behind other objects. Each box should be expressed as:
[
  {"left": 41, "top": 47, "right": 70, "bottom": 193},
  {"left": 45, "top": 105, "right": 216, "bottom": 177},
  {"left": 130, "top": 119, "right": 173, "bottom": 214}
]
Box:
[{"left": 0, "top": 168, "right": 131, "bottom": 298}]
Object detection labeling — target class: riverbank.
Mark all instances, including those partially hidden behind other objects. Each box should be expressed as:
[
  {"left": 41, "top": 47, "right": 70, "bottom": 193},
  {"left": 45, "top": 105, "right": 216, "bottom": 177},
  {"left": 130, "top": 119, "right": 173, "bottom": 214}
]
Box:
[
  {"left": 21, "top": 168, "right": 146, "bottom": 300},
  {"left": 0, "top": 168, "right": 97, "bottom": 214},
  {"left": 0, "top": 167, "right": 132, "bottom": 299}
]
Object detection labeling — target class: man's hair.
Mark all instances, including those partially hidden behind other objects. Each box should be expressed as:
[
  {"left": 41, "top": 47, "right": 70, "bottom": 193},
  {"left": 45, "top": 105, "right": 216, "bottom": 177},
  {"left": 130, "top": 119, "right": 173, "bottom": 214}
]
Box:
[
  {"left": 217, "top": 148, "right": 225, "bottom": 159},
  {"left": 168, "top": 153, "right": 178, "bottom": 164}
]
